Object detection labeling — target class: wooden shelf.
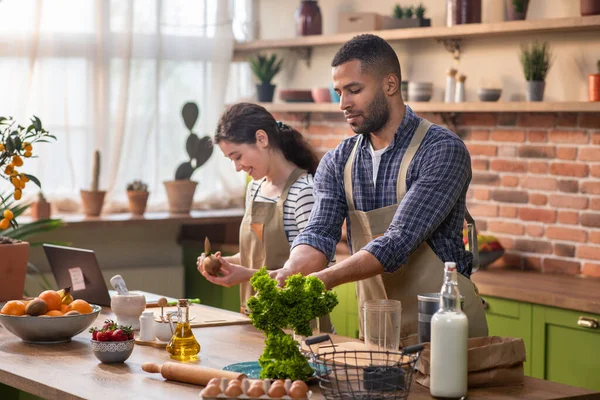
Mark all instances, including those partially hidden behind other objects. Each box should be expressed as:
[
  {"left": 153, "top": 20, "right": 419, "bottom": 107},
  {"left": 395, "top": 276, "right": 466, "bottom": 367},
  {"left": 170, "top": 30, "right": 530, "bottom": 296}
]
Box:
[
  {"left": 253, "top": 101, "right": 600, "bottom": 114},
  {"left": 234, "top": 16, "right": 600, "bottom": 54}
]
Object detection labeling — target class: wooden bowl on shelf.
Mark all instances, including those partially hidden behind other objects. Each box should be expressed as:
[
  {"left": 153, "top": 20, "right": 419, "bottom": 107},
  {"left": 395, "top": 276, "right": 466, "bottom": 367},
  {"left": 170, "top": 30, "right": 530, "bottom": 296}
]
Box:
[{"left": 279, "top": 89, "right": 314, "bottom": 103}]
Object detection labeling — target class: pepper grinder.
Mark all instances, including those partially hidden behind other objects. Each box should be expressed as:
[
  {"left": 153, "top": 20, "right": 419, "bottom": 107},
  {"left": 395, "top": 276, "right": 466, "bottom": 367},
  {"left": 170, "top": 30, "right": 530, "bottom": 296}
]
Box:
[
  {"left": 455, "top": 74, "right": 466, "bottom": 102},
  {"left": 445, "top": 68, "right": 458, "bottom": 103}
]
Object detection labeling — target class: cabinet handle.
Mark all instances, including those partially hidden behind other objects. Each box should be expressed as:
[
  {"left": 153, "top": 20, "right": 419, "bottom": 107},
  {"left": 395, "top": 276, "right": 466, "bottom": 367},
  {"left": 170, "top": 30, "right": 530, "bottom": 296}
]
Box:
[{"left": 577, "top": 317, "right": 599, "bottom": 329}]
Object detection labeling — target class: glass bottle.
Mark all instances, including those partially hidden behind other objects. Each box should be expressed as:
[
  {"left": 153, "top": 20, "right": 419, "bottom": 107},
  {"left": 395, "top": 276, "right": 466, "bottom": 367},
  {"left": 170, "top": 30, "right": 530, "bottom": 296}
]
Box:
[
  {"left": 295, "top": 0, "right": 322, "bottom": 36},
  {"left": 430, "top": 262, "right": 468, "bottom": 398},
  {"left": 166, "top": 299, "right": 200, "bottom": 361}
]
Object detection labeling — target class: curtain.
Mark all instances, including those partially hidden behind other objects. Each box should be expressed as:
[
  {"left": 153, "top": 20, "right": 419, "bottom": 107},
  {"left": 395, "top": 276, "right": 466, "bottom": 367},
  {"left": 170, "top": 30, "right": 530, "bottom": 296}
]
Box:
[{"left": 0, "top": 0, "right": 253, "bottom": 213}]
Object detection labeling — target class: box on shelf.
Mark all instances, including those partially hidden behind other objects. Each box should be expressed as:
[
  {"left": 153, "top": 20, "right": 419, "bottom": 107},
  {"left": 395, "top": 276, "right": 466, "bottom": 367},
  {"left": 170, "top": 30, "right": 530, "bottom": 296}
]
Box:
[{"left": 338, "top": 12, "right": 384, "bottom": 33}]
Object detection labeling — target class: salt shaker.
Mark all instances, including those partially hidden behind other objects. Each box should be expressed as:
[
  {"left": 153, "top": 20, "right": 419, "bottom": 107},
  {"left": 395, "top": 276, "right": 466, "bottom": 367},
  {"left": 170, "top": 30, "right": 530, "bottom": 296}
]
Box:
[
  {"left": 444, "top": 68, "right": 457, "bottom": 103},
  {"left": 139, "top": 311, "right": 156, "bottom": 341},
  {"left": 455, "top": 74, "right": 466, "bottom": 102}
]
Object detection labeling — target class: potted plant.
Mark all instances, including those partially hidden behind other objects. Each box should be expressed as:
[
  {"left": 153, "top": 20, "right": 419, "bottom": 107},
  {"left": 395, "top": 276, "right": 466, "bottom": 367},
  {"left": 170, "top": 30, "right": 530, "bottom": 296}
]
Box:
[
  {"left": 249, "top": 53, "right": 283, "bottom": 102},
  {"left": 589, "top": 60, "right": 600, "bottom": 102},
  {"left": 80, "top": 150, "right": 105, "bottom": 216},
  {"left": 0, "top": 115, "right": 56, "bottom": 302},
  {"left": 520, "top": 41, "right": 552, "bottom": 102},
  {"left": 126, "top": 180, "right": 149, "bottom": 216},
  {"left": 163, "top": 102, "right": 213, "bottom": 214},
  {"left": 506, "top": 0, "right": 529, "bottom": 21},
  {"left": 30, "top": 191, "right": 51, "bottom": 220},
  {"left": 383, "top": 3, "right": 431, "bottom": 29}
]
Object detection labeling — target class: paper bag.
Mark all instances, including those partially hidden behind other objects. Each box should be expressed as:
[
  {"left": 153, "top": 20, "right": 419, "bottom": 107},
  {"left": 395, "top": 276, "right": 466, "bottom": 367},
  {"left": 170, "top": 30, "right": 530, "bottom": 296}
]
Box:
[{"left": 415, "top": 336, "right": 526, "bottom": 388}]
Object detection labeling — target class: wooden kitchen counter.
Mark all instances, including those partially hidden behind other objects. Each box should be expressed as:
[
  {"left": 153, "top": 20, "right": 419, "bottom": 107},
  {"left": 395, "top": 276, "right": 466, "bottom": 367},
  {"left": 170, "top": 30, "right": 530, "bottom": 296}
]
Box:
[
  {"left": 471, "top": 269, "right": 600, "bottom": 315},
  {"left": 1, "top": 308, "right": 598, "bottom": 400}
]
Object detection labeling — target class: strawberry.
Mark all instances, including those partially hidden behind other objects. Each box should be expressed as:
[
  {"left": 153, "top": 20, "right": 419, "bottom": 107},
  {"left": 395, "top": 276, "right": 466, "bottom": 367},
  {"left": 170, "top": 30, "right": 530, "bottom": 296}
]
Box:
[
  {"left": 96, "top": 330, "right": 112, "bottom": 341},
  {"left": 128, "top": 331, "right": 134, "bottom": 340},
  {"left": 102, "top": 319, "right": 117, "bottom": 331},
  {"left": 111, "top": 329, "right": 129, "bottom": 342},
  {"left": 92, "top": 330, "right": 98, "bottom": 340}
]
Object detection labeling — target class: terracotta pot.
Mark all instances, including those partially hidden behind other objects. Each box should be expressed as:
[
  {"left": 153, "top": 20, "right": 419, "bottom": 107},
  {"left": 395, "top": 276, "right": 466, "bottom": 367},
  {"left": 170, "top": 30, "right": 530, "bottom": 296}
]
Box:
[
  {"left": 80, "top": 190, "right": 106, "bottom": 217},
  {"left": 581, "top": 0, "right": 600, "bottom": 15},
  {"left": 30, "top": 200, "right": 51, "bottom": 220},
  {"left": 164, "top": 180, "right": 197, "bottom": 214},
  {"left": 505, "top": 0, "right": 529, "bottom": 20},
  {"left": 589, "top": 74, "right": 600, "bottom": 102},
  {"left": 127, "top": 190, "right": 150, "bottom": 216},
  {"left": 0, "top": 241, "right": 30, "bottom": 302}
]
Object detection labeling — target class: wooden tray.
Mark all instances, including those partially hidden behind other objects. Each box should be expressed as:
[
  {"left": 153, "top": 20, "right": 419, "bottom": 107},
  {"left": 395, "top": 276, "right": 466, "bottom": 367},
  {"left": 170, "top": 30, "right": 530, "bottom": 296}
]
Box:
[{"left": 150, "top": 304, "right": 251, "bottom": 329}]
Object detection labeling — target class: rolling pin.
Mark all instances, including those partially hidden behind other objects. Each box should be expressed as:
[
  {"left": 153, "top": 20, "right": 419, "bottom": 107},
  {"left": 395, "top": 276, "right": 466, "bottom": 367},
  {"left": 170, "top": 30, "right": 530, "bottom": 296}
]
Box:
[{"left": 142, "top": 362, "right": 246, "bottom": 386}]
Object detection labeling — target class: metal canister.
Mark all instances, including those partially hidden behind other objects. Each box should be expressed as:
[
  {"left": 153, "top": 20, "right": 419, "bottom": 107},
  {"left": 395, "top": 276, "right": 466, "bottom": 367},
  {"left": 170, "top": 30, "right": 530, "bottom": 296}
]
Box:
[{"left": 417, "top": 293, "right": 465, "bottom": 344}]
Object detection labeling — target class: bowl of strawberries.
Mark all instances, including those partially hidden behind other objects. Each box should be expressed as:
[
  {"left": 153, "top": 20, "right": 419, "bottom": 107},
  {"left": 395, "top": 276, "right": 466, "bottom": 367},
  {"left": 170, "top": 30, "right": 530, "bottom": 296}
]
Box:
[{"left": 90, "top": 319, "right": 135, "bottom": 363}]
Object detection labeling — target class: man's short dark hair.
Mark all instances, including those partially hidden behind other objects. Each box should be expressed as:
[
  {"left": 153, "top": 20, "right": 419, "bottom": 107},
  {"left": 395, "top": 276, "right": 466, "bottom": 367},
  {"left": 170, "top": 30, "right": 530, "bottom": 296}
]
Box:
[{"left": 331, "top": 34, "right": 402, "bottom": 82}]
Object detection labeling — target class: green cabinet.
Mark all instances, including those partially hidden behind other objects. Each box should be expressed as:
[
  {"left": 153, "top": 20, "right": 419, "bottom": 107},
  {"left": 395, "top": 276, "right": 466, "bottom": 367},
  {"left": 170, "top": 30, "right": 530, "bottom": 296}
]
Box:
[
  {"left": 531, "top": 305, "right": 600, "bottom": 391},
  {"left": 482, "top": 296, "right": 533, "bottom": 375},
  {"left": 483, "top": 295, "right": 600, "bottom": 391}
]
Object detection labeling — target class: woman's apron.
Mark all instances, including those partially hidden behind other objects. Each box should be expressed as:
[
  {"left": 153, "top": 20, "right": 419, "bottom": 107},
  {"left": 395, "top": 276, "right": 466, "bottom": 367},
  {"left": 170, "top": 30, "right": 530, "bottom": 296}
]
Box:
[
  {"left": 239, "top": 168, "right": 333, "bottom": 332},
  {"left": 343, "top": 119, "right": 488, "bottom": 346}
]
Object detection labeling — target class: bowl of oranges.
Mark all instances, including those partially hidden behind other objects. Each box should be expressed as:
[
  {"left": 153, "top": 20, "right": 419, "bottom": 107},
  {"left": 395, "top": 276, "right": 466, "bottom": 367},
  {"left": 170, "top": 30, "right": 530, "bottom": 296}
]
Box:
[{"left": 0, "top": 288, "right": 101, "bottom": 344}]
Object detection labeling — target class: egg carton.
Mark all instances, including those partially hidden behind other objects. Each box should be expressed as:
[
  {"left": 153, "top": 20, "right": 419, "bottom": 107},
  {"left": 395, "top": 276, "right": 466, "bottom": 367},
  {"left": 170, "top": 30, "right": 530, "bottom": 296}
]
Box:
[{"left": 199, "top": 377, "right": 312, "bottom": 399}]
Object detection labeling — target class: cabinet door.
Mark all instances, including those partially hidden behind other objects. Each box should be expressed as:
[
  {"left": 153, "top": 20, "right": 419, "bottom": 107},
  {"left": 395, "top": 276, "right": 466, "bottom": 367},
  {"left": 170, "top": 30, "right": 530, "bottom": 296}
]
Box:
[
  {"left": 482, "top": 296, "right": 532, "bottom": 375},
  {"left": 531, "top": 305, "right": 600, "bottom": 391},
  {"left": 331, "top": 282, "right": 359, "bottom": 338}
]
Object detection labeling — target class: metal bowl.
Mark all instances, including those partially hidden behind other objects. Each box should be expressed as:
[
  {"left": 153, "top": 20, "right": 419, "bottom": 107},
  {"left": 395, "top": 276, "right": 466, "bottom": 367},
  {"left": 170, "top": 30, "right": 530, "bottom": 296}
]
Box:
[
  {"left": 91, "top": 339, "right": 135, "bottom": 363},
  {"left": 0, "top": 303, "right": 102, "bottom": 344},
  {"left": 477, "top": 88, "right": 502, "bottom": 102}
]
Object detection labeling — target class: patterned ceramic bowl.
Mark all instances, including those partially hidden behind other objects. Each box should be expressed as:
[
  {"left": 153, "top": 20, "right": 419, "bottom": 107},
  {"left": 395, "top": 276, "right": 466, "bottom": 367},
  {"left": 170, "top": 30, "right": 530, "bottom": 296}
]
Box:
[{"left": 91, "top": 339, "right": 135, "bottom": 363}]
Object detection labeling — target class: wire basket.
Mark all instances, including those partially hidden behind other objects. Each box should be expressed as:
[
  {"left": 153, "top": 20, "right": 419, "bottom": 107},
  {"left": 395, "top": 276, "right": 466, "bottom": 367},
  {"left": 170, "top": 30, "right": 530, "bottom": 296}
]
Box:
[{"left": 306, "top": 335, "right": 423, "bottom": 400}]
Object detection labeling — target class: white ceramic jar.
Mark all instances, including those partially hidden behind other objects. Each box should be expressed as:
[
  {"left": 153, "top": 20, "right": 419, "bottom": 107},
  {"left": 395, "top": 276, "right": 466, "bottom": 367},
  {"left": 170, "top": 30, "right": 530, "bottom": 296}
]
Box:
[{"left": 111, "top": 291, "right": 146, "bottom": 330}]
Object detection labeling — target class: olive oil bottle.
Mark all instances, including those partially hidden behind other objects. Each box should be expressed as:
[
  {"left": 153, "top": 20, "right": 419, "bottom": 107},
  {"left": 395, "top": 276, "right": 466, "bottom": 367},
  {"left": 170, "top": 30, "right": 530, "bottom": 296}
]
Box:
[{"left": 166, "top": 299, "right": 200, "bottom": 361}]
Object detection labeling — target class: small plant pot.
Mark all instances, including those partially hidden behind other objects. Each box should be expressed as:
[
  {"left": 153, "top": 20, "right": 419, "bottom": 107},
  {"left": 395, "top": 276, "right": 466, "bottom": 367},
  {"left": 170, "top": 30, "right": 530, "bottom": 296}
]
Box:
[
  {"left": 256, "top": 83, "right": 276, "bottom": 102},
  {"left": 164, "top": 180, "right": 197, "bottom": 214},
  {"left": 382, "top": 17, "right": 431, "bottom": 29},
  {"left": 506, "top": 0, "right": 529, "bottom": 20},
  {"left": 0, "top": 241, "right": 29, "bottom": 303},
  {"left": 126, "top": 190, "right": 149, "bottom": 216},
  {"left": 80, "top": 190, "right": 106, "bottom": 217},
  {"left": 581, "top": 0, "right": 600, "bottom": 15},
  {"left": 30, "top": 200, "right": 51, "bottom": 220},
  {"left": 589, "top": 74, "right": 600, "bottom": 102},
  {"left": 526, "top": 80, "right": 545, "bottom": 102}
]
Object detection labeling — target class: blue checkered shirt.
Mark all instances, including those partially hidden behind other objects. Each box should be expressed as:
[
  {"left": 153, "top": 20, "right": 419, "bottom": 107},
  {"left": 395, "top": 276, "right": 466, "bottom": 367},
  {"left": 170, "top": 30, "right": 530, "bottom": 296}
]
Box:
[{"left": 292, "top": 105, "right": 474, "bottom": 278}]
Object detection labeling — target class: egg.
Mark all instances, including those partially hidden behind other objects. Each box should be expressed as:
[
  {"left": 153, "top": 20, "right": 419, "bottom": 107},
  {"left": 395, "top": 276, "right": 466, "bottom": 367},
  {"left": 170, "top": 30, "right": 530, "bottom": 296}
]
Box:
[
  {"left": 246, "top": 382, "right": 265, "bottom": 397},
  {"left": 201, "top": 384, "right": 221, "bottom": 397},
  {"left": 207, "top": 377, "right": 221, "bottom": 387},
  {"left": 225, "top": 384, "right": 244, "bottom": 397},
  {"left": 288, "top": 381, "right": 309, "bottom": 399},
  {"left": 268, "top": 382, "right": 287, "bottom": 398},
  {"left": 228, "top": 379, "right": 242, "bottom": 386}
]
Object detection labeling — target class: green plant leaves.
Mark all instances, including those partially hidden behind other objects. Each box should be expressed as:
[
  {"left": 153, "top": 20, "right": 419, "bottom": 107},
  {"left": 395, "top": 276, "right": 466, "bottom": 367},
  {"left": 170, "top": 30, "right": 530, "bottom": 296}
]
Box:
[
  {"left": 249, "top": 53, "right": 283, "bottom": 84},
  {"left": 520, "top": 41, "right": 552, "bottom": 81},
  {"left": 24, "top": 174, "right": 41, "bottom": 188}
]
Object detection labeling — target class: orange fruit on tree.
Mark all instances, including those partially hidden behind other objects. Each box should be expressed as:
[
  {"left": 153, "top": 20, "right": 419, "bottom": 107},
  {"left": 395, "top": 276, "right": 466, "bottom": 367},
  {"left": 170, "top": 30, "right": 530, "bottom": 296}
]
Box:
[
  {"left": 38, "top": 290, "right": 62, "bottom": 311},
  {"left": 45, "top": 310, "right": 64, "bottom": 317},
  {"left": 0, "top": 300, "right": 26, "bottom": 316},
  {"left": 67, "top": 299, "right": 92, "bottom": 314}
]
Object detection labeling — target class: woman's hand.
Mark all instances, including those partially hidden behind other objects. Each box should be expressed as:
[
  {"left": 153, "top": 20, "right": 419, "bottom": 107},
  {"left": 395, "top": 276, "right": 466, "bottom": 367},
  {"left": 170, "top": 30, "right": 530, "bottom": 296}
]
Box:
[{"left": 198, "top": 253, "right": 254, "bottom": 288}]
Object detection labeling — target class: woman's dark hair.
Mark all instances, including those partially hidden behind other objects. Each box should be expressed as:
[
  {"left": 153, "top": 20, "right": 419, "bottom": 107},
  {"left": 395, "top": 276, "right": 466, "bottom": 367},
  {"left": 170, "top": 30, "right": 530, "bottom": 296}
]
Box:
[{"left": 214, "top": 102, "right": 319, "bottom": 175}]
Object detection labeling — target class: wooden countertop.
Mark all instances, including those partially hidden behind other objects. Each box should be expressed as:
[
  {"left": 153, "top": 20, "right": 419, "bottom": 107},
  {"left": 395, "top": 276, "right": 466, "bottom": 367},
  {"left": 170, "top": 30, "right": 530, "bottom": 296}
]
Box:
[
  {"left": 0, "top": 308, "right": 597, "bottom": 400},
  {"left": 471, "top": 270, "right": 600, "bottom": 315}
]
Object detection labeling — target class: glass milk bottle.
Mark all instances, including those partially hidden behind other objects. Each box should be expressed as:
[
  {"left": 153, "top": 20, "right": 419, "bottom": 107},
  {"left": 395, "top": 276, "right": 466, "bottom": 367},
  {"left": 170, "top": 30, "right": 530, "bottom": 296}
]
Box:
[{"left": 430, "top": 262, "right": 468, "bottom": 398}]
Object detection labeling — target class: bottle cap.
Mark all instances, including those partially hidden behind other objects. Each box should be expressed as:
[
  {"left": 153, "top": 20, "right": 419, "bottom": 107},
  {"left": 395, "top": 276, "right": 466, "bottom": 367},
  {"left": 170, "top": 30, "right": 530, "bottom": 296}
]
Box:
[{"left": 445, "top": 261, "right": 457, "bottom": 271}]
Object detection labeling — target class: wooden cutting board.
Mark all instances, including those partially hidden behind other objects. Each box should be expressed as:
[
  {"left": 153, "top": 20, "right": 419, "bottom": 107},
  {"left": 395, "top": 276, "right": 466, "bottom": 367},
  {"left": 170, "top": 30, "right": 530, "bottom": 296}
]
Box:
[{"left": 151, "top": 304, "right": 251, "bottom": 328}]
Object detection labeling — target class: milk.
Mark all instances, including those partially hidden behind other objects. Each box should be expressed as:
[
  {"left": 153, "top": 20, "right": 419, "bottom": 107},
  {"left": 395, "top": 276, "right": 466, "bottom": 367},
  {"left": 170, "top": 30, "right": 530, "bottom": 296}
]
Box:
[
  {"left": 429, "top": 262, "right": 468, "bottom": 398},
  {"left": 430, "top": 311, "right": 468, "bottom": 398}
]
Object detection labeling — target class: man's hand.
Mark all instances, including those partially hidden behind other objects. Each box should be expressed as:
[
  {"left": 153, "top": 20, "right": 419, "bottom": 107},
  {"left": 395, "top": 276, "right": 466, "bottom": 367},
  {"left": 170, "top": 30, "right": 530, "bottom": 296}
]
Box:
[
  {"left": 198, "top": 252, "right": 253, "bottom": 288},
  {"left": 269, "top": 267, "right": 295, "bottom": 287}
]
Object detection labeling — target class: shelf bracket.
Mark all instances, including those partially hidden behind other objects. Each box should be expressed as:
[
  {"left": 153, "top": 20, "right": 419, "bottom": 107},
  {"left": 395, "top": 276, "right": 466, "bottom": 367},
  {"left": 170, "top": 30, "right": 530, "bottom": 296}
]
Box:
[
  {"left": 291, "top": 47, "right": 312, "bottom": 67},
  {"left": 437, "top": 39, "right": 461, "bottom": 62}
]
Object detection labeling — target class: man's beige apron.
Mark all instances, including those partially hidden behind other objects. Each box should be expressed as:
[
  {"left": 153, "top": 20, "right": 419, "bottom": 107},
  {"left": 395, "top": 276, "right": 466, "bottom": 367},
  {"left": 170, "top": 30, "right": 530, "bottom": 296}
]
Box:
[
  {"left": 239, "top": 168, "right": 332, "bottom": 332},
  {"left": 343, "top": 119, "right": 488, "bottom": 346}
]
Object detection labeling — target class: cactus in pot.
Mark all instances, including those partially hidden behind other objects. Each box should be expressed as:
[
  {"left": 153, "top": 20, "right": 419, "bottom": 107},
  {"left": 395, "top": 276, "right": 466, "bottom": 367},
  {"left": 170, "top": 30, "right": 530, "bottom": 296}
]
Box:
[
  {"left": 164, "top": 102, "right": 213, "bottom": 214},
  {"left": 80, "top": 150, "right": 106, "bottom": 216},
  {"left": 126, "top": 180, "right": 150, "bottom": 216}
]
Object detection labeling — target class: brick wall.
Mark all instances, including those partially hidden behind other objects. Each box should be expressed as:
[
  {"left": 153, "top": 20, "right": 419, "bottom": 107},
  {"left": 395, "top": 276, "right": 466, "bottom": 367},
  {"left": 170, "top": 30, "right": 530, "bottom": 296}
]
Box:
[{"left": 272, "top": 111, "right": 600, "bottom": 278}]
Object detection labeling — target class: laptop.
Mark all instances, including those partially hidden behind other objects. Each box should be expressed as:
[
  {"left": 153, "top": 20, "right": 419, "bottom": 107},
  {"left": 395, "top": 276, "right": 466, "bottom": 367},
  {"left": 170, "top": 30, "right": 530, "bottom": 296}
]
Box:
[{"left": 43, "top": 244, "right": 112, "bottom": 306}]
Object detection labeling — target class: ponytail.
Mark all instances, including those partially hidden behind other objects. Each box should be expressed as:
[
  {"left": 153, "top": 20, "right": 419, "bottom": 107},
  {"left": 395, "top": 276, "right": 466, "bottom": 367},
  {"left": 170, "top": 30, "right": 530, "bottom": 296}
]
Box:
[{"left": 214, "top": 103, "right": 319, "bottom": 175}]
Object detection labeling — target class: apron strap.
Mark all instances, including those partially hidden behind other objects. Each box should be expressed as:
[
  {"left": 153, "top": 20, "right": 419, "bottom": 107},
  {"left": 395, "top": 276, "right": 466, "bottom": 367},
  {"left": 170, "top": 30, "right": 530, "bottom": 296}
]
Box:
[
  {"left": 397, "top": 118, "right": 433, "bottom": 200},
  {"left": 277, "top": 168, "right": 307, "bottom": 206},
  {"left": 343, "top": 137, "right": 361, "bottom": 212},
  {"left": 465, "top": 208, "right": 480, "bottom": 273}
]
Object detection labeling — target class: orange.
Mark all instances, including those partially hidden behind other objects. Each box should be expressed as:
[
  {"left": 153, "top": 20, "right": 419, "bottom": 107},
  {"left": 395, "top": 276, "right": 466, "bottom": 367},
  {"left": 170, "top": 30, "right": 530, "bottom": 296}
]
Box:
[
  {"left": 0, "top": 300, "right": 26, "bottom": 316},
  {"left": 67, "top": 299, "right": 92, "bottom": 314},
  {"left": 60, "top": 304, "right": 70, "bottom": 313},
  {"left": 45, "top": 310, "right": 64, "bottom": 317},
  {"left": 38, "top": 290, "right": 62, "bottom": 311}
]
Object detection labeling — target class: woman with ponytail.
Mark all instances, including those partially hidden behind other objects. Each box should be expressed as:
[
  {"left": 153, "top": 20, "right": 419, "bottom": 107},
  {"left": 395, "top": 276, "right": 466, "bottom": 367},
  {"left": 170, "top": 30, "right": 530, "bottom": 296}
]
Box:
[{"left": 196, "top": 102, "right": 333, "bottom": 332}]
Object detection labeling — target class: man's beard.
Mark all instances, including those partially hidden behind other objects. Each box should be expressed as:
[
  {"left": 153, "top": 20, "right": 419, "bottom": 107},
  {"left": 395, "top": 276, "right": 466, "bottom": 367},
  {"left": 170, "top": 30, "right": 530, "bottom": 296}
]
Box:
[{"left": 351, "top": 89, "right": 390, "bottom": 135}]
